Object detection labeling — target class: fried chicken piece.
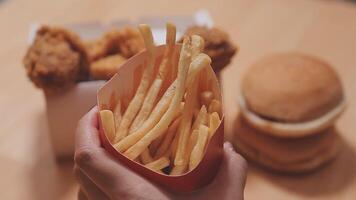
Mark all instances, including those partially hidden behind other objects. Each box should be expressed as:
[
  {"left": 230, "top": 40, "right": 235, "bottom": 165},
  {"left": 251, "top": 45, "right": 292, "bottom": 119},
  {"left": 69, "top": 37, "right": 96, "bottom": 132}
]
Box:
[
  {"left": 181, "top": 26, "right": 238, "bottom": 72},
  {"left": 90, "top": 54, "right": 127, "bottom": 80},
  {"left": 85, "top": 27, "right": 144, "bottom": 62},
  {"left": 23, "top": 26, "right": 89, "bottom": 93}
]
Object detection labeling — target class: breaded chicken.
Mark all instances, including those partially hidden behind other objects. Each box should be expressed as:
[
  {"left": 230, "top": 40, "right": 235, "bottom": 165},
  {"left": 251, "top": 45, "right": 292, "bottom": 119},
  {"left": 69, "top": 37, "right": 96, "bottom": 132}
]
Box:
[
  {"left": 90, "top": 54, "right": 127, "bottom": 80},
  {"left": 181, "top": 26, "right": 237, "bottom": 72},
  {"left": 23, "top": 26, "right": 89, "bottom": 93},
  {"left": 85, "top": 27, "right": 144, "bottom": 62}
]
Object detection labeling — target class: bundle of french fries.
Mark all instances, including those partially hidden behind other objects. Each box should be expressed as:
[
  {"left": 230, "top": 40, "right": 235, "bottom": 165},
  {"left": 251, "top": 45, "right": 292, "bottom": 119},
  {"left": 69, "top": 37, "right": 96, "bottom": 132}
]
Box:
[{"left": 99, "top": 23, "right": 222, "bottom": 175}]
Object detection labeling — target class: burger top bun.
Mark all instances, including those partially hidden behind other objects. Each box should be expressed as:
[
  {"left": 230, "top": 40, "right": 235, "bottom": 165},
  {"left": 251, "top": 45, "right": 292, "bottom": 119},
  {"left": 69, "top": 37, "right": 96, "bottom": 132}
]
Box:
[
  {"left": 242, "top": 53, "right": 343, "bottom": 122},
  {"left": 239, "top": 53, "right": 346, "bottom": 138}
]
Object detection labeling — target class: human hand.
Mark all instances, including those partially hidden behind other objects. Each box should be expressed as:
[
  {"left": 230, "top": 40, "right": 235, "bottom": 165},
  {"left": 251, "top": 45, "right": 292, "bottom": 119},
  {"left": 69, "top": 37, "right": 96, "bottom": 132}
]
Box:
[{"left": 74, "top": 107, "right": 247, "bottom": 200}]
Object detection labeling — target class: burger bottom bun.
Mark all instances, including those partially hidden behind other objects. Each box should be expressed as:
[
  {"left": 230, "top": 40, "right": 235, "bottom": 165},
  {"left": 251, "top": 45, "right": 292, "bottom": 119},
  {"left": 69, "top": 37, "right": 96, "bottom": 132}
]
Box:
[
  {"left": 234, "top": 138, "right": 340, "bottom": 173},
  {"left": 238, "top": 95, "right": 346, "bottom": 138},
  {"left": 233, "top": 117, "right": 341, "bottom": 173}
]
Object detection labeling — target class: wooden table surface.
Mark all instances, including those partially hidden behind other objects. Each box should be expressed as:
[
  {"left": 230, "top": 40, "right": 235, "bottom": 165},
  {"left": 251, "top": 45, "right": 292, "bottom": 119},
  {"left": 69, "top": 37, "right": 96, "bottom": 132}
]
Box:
[{"left": 1, "top": 0, "right": 356, "bottom": 199}]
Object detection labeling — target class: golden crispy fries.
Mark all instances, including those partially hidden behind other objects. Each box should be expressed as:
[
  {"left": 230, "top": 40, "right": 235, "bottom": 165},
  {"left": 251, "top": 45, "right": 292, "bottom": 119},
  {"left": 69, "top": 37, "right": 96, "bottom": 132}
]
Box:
[
  {"left": 191, "top": 35, "right": 205, "bottom": 58},
  {"left": 99, "top": 25, "right": 223, "bottom": 176},
  {"left": 188, "top": 129, "right": 200, "bottom": 152},
  {"left": 129, "top": 79, "right": 163, "bottom": 133},
  {"left": 124, "top": 37, "right": 194, "bottom": 160},
  {"left": 169, "top": 37, "right": 206, "bottom": 171},
  {"left": 151, "top": 101, "right": 183, "bottom": 154},
  {"left": 158, "top": 23, "right": 176, "bottom": 79},
  {"left": 115, "top": 25, "right": 156, "bottom": 142},
  {"left": 170, "top": 164, "right": 187, "bottom": 175},
  {"left": 208, "top": 99, "right": 221, "bottom": 114},
  {"left": 170, "top": 129, "right": 197, "bottom": 175},
  {"left": 192, "top": 105, "right": 208, "bottom": 131},
  {"left": 163, "top": 147, "right": 172, "bottom": 158},
  {"left": 113, "top": 100, "right": 122, "bottom": 130},
  {"left": 140, "top": 148, "right": 154, "bottom": 164},
  {"left": 205, "top": 66, "right": 221, "bottom": 103},
  {"left": 200, "top": 91, "right": 213, "bottom": 107},
  {"left": 209, "top": 112, "right": 220, "bottom": 139},
  {"left": 189, "top": 125, "right": 209, "bottom": 170},
  {"left": 116, "top": 53, "right": 206, "bottom": 151},
  {"left": 129, "top": 23, "right": 176, "bottom": 133},
  {"left": 145, "top": 157, "right": 170, "bottom": 172},
  {"left": 165, "top": 23, "right": 178, "bottom": 88},
  {"left": 186, "top": 54, "right": 211, "bottom": 87},
  {"left": 172, "top": 37, "right": 206, "bottom": 166},
  {"left": 173, "top": 107, "right": 209, "bottom": 175},
  {"left": 174, "top": 79, "right": 198, "bottom": 165},
  {"left": 185, "top": 106, "right": 208, "bottom": 164},
  {"left": 150, "top": 101, "right": 182, "bottom": 154},
  {"left": 171, "top": 105, "right": 209, "bottom": 174},
  {"left": 150, "top": 133, "right": 164, "bottom": 154},
  {"left": 170, "top": 128, "right": 180, "bottom": 160},
  {"left": 155, "top": 116, "right": 181, "bottom": 159},
  {"left": 114, "top": 83, "right": 175, "bottom": 152},
  {"left": 100, "top": 110, "right": 116, "bottom": 142}
]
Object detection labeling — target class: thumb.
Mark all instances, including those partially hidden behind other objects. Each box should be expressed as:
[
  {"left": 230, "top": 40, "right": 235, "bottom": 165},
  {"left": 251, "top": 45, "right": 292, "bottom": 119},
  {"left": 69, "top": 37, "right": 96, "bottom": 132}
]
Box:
[
  {"left": 192, "top": 142, "right": 248, "bottom": 200},
  {"left": 221, "top": 142, "right": 248, "bottom": 187}
]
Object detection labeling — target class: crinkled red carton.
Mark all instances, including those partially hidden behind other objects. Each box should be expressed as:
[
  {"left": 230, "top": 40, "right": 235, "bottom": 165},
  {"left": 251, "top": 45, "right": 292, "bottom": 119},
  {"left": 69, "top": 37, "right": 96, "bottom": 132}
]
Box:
[{"left": 97, "top": 44, "right": 224, "bottom": 193}]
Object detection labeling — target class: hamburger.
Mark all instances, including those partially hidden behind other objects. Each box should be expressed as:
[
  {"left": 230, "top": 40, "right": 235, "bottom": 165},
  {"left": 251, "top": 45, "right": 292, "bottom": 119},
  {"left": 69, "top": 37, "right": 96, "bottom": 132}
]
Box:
[{"left": 234, "top": 53, "right": 346, "bottom": 173}]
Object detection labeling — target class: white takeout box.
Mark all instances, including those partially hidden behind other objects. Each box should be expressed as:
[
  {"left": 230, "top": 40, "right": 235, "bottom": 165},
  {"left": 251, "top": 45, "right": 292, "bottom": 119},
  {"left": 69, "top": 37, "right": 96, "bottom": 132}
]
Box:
[{"left": 27, "top": 10, "right": 214, "bottom": 158}]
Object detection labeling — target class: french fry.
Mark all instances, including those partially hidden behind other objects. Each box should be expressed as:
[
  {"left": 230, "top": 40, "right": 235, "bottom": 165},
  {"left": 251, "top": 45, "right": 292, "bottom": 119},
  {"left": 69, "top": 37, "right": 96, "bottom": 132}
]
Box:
[
  {"left": 186, "top": 54, "right": 211, "bottom": 88},
  {"left": 124, "top": 37, "right": 196, "bottom": 160},
  {"left": 149, "top": 101, "right": 184, "bottom": 153},
  {"left": 191, "top": 35, "right": 205, "bottom": 58},
  {"left": 209, "top": 112, "right": 220, "bottom": 139},
  {"left": 129, "top": 23, "right": 176, "bottom": 133},
  {"left": 200, "top": 91, "right": 213, "bottom": 107},
  {"left": 163, "top": 145, "right": 172, "bottom": 158},
  {"left": 113, "top": 100, "right": 122, "bottom": 130},
  {"left": 140, "top": 148, "right": 154, "bottom": 164},
  {"left": 149, "top": 133, "right": 164, "bottom": 154},
  {"left": 174, "top": 79, "right": 198, "bottom": 166},
  {"left": 188, "top": 129, "right": 200, "bottom": 152},
  {"left": 154, "top": 116, "right": 181, "bottom": 159},
  {"left": 170, "top": 164, "right": 187, "bottom": 175},
  {"left": 114, "top": 83, "right": 175, "bottom": 152},
  {"left": 170, "top": 128, "right": 180, "bottom": 161},
  {"left": 189, "top": 125, "right": 209, "bottom": 170},
  {"left": 208, "top": 99, "right": 221, "bottom": 114},
  {"left": 199, "top": 67, "right": 210, "bottom": 92},
  {"left": 114, "top": 24, "right": 156, "bottom": 142},
  {"left": 172, "top": 38, "right": 206, "bottom": 166},
  {"left": 170, "top": 129, "right": 197, "bottom": 175},
  {"left": 100, "top": 110, "right": 116, "bottom": 142},
  {"left": 202, "top": 70, "right": 220, "bottom": 104},
  {"left": 173, "top": 36, "right": 206, "bottom": 165},
  {"left": 100, "top": 24, "right": 222, "bottom": 177},
  {"left": 145, "top": 157, "right": 170, "bottom": 172},
  {"left": 172, "top": 108, "right": 209, "bottom": 176},
  {"left": 115, "top": 52, "right": 210, "bottom": 153},
  {"left": 171, "top": 106, "right": 209, "bottom": 174},
  {"left": 192, "top": 105, "right": 208, "bottom": 131},
  {"left": 129, "top": 79, "right": 163, "bottom": 133}
]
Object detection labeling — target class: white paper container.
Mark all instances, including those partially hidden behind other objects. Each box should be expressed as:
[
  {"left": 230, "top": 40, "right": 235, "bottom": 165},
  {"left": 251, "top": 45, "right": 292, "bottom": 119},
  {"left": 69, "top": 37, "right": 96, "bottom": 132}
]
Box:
[{"left": 27, "top": 11, "right": 214, "bottom": 158}]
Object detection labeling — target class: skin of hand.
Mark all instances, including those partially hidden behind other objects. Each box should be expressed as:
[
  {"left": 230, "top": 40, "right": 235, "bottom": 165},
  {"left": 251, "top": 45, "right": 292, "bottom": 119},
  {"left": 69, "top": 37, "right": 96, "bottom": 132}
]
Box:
[{"left": 74, "top": 107, "right": 247, "bottom": 200}]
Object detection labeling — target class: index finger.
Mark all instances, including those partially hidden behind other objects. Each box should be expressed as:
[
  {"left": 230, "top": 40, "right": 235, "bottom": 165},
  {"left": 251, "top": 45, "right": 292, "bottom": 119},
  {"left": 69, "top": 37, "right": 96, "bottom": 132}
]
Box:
[{"left": 75, "top": 106, "right": 101, "bottom": 150}]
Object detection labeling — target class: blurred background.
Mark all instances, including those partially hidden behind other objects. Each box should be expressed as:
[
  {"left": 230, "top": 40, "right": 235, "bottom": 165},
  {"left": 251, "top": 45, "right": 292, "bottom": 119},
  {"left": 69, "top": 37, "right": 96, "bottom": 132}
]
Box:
[{"left": 0, "top": 0, "right": 356, "bottom": 199}]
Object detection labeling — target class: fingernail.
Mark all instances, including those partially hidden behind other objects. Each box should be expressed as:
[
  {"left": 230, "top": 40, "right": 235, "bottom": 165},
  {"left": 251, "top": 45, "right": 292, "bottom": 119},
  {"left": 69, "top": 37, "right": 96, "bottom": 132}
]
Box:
[{"left": 224, "top": 141, "right": 234, "bottom": 151}]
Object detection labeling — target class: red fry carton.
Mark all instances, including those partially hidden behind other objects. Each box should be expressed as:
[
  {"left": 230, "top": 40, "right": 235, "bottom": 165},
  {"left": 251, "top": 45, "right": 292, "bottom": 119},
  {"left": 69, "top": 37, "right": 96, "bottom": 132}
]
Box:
[{"left": 97, "top": 44, "right": 224, "bottom": 193}]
